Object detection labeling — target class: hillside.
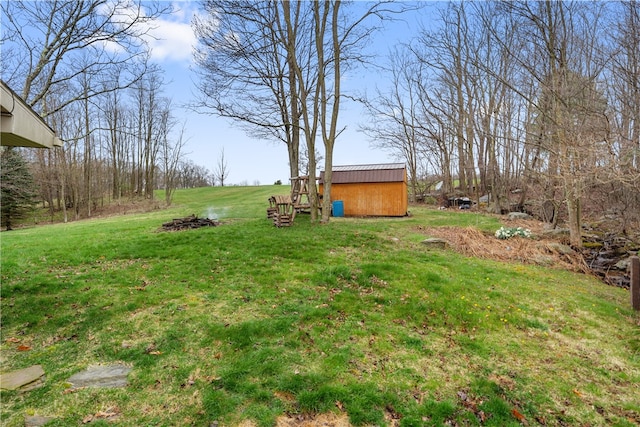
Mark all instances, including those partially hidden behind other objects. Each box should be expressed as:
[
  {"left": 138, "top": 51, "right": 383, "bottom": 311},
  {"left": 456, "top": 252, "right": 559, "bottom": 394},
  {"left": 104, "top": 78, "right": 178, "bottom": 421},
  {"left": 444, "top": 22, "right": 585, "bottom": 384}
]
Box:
[{"left": 1, "top": 186, "right": 638, "bottom": 426}]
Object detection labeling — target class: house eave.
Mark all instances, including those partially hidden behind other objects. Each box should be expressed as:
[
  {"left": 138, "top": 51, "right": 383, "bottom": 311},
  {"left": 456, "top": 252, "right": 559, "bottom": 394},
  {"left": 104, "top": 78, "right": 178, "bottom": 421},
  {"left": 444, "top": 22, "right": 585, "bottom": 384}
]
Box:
[{"left": 1, "top": 80, "right": 62, "bottom": 149}]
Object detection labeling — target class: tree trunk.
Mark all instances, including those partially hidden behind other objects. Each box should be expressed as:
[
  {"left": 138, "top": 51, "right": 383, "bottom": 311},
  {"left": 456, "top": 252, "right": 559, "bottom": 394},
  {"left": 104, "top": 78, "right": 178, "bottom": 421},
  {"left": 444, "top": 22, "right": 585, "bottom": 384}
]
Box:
[
  {"left": 319, "top": 1, "right": 341, "bottom": 224},
  {"left": 566, "top": 194, "right": 582, "bottom": 247}
]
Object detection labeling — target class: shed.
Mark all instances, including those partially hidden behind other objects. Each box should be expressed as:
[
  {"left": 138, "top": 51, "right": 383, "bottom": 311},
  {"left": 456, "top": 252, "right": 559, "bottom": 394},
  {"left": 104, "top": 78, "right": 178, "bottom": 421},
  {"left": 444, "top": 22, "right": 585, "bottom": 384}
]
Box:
[{"left": 319, "top": 163, "right": 408, "bottom": 217}]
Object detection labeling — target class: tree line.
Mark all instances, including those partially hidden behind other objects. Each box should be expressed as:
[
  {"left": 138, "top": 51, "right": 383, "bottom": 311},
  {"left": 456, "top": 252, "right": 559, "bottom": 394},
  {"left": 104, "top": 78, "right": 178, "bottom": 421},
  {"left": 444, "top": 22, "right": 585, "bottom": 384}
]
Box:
[
  {"left": 361, "top": 1, "right": 639, "bottom": 246},
  {"left": 1, "top": 0, "right": 212, "bottom": 226},
  {"left": 2, "top": 1, "right": 638, "bottom": 244}
]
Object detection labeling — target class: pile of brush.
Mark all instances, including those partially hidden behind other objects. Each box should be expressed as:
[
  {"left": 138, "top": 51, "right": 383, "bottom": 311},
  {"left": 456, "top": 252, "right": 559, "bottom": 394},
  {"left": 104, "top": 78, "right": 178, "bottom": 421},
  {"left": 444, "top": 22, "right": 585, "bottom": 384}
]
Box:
[{"left": 160, "top": 214, "right": 220, "bottom": 231}]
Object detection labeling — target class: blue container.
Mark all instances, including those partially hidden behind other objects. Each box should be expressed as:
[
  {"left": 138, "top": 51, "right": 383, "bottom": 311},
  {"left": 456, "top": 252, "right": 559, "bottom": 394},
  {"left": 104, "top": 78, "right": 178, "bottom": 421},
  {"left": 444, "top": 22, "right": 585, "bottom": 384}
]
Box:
[{"left": 332, "top": 200, "right": 344, "bottom": 217}]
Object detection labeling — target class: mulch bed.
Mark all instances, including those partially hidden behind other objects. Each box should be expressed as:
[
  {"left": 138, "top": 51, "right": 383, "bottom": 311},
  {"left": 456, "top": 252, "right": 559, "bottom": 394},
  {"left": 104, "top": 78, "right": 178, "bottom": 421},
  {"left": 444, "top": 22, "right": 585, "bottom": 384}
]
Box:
[{"left": 414, "top": 223, "right": 588, "bottom": 274}]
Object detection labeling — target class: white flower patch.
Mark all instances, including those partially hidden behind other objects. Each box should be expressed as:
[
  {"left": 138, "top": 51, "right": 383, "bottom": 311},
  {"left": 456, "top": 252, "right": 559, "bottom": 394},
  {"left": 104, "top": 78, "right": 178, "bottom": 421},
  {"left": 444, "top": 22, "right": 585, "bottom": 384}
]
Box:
[{"left": 495, "top": 226, "right": 532, "bottom": 240}]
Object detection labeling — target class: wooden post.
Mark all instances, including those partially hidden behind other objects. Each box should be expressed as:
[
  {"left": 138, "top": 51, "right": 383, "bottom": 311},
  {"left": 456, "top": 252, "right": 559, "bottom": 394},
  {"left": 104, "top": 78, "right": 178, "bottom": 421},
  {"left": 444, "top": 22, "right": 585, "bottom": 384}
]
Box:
[{"left": 631, "top": 256, "right": 640, "bottom": 311}]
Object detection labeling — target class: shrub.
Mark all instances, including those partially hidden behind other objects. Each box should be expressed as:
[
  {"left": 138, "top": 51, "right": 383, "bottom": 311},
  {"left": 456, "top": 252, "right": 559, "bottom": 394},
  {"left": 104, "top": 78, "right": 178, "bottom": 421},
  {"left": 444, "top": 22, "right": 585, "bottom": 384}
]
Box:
[{"left": 1, "top": 148, "right": 38, "bottom": 230}]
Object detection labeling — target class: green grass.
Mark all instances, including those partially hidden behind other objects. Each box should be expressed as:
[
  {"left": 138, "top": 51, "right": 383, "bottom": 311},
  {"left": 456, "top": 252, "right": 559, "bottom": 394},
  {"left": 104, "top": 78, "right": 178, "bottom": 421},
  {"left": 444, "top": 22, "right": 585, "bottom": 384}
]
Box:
[{"left": 1, "top": 186, "right": 639, "bottom": 426}]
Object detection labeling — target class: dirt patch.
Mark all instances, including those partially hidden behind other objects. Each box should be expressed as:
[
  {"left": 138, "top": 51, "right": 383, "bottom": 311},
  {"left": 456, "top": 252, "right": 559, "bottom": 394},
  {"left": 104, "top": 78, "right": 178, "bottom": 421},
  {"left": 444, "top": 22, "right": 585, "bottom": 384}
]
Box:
[
  {"left": 275, "top": 413, "right": 352, "bottom": 427},
  {"left": 236, "top": 413, "right": 352, "bottom": 427}
]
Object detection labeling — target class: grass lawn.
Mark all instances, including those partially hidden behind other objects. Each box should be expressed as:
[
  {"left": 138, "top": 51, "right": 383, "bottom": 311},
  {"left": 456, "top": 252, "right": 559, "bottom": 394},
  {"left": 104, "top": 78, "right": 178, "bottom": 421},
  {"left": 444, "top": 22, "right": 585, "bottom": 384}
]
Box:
[{"left": 1, "top": 186, "right": 639, "bottom": 426}]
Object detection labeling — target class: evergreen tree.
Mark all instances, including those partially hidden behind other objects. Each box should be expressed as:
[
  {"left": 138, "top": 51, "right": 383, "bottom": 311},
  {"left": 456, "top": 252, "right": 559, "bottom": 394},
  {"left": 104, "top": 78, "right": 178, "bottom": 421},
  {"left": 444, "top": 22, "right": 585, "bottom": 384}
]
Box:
[{"left": 1, "top": 148, "right": 38, "bottom": 230}]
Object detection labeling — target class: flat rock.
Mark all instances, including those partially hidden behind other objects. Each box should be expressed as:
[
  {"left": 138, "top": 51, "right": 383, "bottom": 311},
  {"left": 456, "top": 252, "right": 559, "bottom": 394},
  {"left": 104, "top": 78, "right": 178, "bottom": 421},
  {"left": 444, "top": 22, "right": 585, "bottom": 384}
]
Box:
[
  {"left": 532, "top": 255, "right": 555, "bottom": 266},
  {"left": 615, "top": 258, "right": 631, "bottom": 270},
  {"left": 542, "top": 227, "right": 570, "bottom": 236},
  {"left": 507, "top": 212, "right": 531, "bottom": 220},
  {"left": 67, "top": 364, "right": 131, "bottom": 389},
  {"left": 25, "top": 415, "right": 57, "bottom": 427},
  {"left": 545, "top": 242, "right": 574, "bottom": 255},
  {"left": 0, "top": 365, "right": 45, "bottom": 391},
  {"left": 421, "top": 238, "right": 449, "bottom": 249}
]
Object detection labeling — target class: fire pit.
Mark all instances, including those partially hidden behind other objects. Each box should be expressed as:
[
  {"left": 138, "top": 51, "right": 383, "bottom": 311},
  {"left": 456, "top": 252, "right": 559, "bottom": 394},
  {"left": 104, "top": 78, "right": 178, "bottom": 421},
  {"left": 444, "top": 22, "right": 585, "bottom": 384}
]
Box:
[{"left": 160, "top": 214, "right": 220, "bottom": 231}]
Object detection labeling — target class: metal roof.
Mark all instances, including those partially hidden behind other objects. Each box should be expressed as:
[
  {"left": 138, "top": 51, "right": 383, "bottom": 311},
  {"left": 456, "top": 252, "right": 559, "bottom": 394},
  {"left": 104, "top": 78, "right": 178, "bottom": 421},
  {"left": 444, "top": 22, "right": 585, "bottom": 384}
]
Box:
[
  {"left": 319, "top": 163, "right": 406, "bottom": 184},
  {"left": 330, "top": 163, "right": 406, "bottom": 172}
]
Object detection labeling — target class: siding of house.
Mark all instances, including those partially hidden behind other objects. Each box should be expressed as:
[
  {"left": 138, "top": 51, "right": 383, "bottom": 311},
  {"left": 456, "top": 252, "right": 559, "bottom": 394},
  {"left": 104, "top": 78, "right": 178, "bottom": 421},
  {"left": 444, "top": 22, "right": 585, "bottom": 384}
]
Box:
[{"left": 319, "top": 163, "right": 408, "bottom": 217}]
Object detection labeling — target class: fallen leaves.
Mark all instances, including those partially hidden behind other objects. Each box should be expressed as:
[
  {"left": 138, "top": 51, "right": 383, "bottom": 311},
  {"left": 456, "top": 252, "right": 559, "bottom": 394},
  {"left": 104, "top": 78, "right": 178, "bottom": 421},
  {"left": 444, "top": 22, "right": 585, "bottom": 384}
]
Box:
[
  {"left": 82, "top": 407, "right": 120, "bottom": 424},
  {"left": 457, "top": 389, "right": 530, "bottom": 425},
  {"left": 41, "top": 335, "right": 65, "bottom": 347},
  {"left": 144, "top": 343, "right": 161, "bottom": 355},
  {"left": 181, "top": 368, "right": 200, "bottom": 389},
  {"left": 457, "top": 390, "right": 487, "bottom": 423},
  {"left": 488, "top": 374, "right": 516, "bottom": 392},
  {"left": 63, "top": 386, "right": 86, "bottom": 395},
  {"left": 385, "top": 404, "right": 402, "bottom": 420},
  {"left": 5, "top": 337, "right": 33, "bottom": 351},
  {"left": 511, "top": 408, "right": 528, "bottom": 425}
]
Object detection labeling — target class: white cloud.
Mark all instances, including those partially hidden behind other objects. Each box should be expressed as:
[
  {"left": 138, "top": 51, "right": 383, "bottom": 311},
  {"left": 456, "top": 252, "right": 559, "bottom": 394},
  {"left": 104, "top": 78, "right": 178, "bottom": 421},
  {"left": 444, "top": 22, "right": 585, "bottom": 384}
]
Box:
[
  {"left": 144, "top": 2, "right": 198, "bottom": 64},
  {"left": 146, "top": 18, "right": 197, "bottom": 63},
  {"left": 93, "top": 1, "right": 197, "bottom": 64}
]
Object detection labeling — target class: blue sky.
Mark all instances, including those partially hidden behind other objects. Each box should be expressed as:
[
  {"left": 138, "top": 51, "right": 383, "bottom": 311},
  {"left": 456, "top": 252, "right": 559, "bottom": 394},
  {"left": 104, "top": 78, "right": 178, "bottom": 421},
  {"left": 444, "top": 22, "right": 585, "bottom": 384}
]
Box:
[{"left": 149, "top": 1, "right": 427, "bottom": 185}]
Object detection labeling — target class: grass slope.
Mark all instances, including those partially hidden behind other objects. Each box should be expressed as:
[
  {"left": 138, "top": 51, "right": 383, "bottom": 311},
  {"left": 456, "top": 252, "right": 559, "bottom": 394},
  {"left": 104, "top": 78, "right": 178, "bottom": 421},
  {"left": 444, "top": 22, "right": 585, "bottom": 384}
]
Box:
[{"left": 1, "top": 186, "right": 639, "bottom": 426}]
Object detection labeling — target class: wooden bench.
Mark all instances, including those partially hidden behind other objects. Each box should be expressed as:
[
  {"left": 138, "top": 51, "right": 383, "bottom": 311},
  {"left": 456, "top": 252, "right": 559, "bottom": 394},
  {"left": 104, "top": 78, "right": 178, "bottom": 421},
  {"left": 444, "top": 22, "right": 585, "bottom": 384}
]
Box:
[{"left": 268, "top": 195, "right": 295, "bottom": 227}]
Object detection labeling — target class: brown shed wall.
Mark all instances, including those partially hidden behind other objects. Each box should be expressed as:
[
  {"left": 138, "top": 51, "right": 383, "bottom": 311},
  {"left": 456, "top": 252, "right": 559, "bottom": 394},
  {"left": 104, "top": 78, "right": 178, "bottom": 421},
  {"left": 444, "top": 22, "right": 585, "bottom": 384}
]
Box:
[{"left": 319, "top": 181, "right": 408, "bottom": 217}]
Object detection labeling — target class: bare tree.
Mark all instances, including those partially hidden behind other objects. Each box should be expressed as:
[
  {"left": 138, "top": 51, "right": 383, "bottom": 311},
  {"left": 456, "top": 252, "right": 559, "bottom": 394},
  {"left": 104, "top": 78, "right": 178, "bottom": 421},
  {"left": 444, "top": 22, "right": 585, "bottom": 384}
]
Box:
[
  {"left": 101, "top": 71, "right": 133, "bottom": 201},
  {"left": 214, "top": 148, "right": 230, "bottom": 187},
  {"left": 194, "top": 1, "right": 409, "bottom": 222},
  {"left": 602, "top": 0, "right": 640, "bottom": 233},
  {"left": 409, "top": 2, "right": 481, "bottom": 200},
  {"left": 467, "top": 1, "right": 525, "bottom": 213},
  {"left": 299, "top": 145, "right": 323, "bottom": 177},
  {"left": 131, "top": 65, "right": 167, "bottom": 199},
  {"left": 314, "top": 0, "right": 341, "bottom": 223},
  {"left": 160, "top": 117, "right": 187, "bottom": 206},
  {"left": 361, "top": 48, "right": 424, "bottom": 202},
  {"left": 1, "top": 0, "right": 173, "bottom": 221},
  {"left": 193, "top": 1, "right": 308, "bottom": 179},
  {"left": 1, "top": 0, "right": 171, "bottom": 114},
  {"left": 500, "top": 1, "right": 611, "bottom": 246},
  {"left": 294, "top": 1, "right": 409, "bottom": 223},
  {"left": 363, "top": 1, "right": 633, "bottom": 240},
  {"left": 176, "top": 161, "right": 212, "bottom": 189}
]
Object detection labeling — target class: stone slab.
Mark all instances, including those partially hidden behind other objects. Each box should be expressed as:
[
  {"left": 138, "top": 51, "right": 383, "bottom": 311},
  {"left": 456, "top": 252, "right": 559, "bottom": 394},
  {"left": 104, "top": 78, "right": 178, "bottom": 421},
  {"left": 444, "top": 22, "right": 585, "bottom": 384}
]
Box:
[
  {"left": 25, "top": 415, "right": 56, "bottom": 427},
  {"left": 546, "top": 242, "right": 574, "bottom": 255},
  {"left": 19, "top": 375, "right": 46, "bottom": 393},
  {"left": 507, "top": 212, "right": 531, "bottom": 220},
  {"left": 67, "top": 364, "right": 132, "bottom": 389},
  {"left": 0, "top": 365, "right": 45, "bottom": 391},
  {"left": 421, "top": 238, "right": 449, "bottom": 249}
]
